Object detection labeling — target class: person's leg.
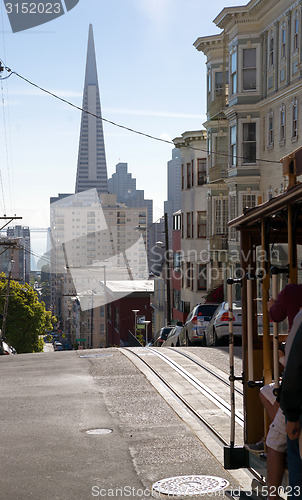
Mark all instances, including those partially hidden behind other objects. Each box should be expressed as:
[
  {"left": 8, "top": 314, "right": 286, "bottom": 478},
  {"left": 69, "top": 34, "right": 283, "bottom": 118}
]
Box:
[
  {"left": 286, "top": 435, "right": 302, "bottom": 498},
  {"left": 266, "top": 447, "right": 286, "bottom": 499},
  {"left": 260, "top": 391, "right": 279, "bottom": 422},
  {"left": 266, "top": 412, "right": 288, "bottom": 499}
]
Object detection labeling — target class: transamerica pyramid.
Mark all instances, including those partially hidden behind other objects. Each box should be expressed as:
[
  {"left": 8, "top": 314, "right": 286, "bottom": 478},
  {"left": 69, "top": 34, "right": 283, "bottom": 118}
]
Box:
[{"left": 75, "top": 24, "right": 108, "bottom": 194}]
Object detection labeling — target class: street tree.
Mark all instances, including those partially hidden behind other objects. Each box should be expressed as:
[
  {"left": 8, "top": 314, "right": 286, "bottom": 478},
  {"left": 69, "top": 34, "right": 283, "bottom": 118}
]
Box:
[{"left": 0, "top": 274, "right": 56, "bottom": 353}]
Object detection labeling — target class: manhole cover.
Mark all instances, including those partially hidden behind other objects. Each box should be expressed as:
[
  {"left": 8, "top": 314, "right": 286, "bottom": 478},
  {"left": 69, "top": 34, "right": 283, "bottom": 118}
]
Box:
[
  {"left": 152, "top": 475, "right": 229, "bottom": 496},
  {"left": 85, "top": 428, "right": 113, "bottom": 435}
]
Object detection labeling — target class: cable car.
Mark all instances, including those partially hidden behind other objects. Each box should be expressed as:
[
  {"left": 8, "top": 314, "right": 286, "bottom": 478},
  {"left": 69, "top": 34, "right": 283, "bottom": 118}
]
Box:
[{"left": 223, "top": 145, "right": 302, "bottom": 491}]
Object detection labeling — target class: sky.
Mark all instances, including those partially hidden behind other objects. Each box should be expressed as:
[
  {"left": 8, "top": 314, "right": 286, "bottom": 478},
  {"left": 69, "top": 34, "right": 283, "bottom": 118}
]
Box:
[{"left": 0, "top": 0, "right": 246, "bottom": 260}]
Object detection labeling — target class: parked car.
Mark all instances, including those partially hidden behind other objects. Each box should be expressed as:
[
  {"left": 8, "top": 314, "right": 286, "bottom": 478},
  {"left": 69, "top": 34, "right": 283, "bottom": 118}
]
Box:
[
  {"left": 153, "top": 326, "right": 174, "bottom": 347},
  {"left": 54, "top": 341, "right": 64, "bottom": 351},
  {"left": 0, "top": 341, "right": 16, "bottom": 355},
  {"left": 204, "top": 301, "right": 242, "bottom": 346},
  {"left": 179, "top": 303, "right": 220, "bottom": 346},
  {"left": 162, "top": 324, "right": 183, "bottom": 347}
]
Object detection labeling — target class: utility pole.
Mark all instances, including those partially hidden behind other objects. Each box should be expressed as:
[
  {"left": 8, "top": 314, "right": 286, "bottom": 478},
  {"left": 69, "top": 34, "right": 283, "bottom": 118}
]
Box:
[
  {"left": 0, "top": 215, "right": 23, "bottom": 349},
  {"left": 164, "top": 213, "right": 172, "bottom": 325},
  {"left": 2, "top": 257, "right": 14, "bottom": 340}
]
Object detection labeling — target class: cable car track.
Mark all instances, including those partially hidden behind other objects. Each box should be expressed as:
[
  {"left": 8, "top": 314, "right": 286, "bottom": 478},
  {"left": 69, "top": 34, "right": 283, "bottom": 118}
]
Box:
[
  {"left": 168, "top": 347, "right": 244, "bottom": 396},
  {"left": 121, "top": 346, "right": 244, "bottom": 446}
]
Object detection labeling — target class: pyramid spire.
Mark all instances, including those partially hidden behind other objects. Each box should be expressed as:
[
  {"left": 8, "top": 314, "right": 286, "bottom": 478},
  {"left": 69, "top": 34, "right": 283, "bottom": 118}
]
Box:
[{"left": 75, "top": 24, "right": 108, "bottom": 194}]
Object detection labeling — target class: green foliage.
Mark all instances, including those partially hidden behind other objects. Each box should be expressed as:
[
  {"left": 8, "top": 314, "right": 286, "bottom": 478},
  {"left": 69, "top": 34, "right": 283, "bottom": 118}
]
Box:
[{"left": 0, "top": 274, "right": 55, "bottom": 353}]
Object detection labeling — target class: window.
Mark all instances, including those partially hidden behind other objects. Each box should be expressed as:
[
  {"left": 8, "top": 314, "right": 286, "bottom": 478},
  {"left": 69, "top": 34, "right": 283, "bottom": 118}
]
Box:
[
  {"left": 294, "top": 12, "right": 299, "bottom": 52},
  {"left": 243, "top": 48, "right": 256, "bottom": 90},
  {"left": 186, "top": 263, "right": 193, "bottom": 289},
  {"left": 197, "top": 264, "right": 207, "bottom": 290},
  {"left": 186, "top": 212, "right": 191, "bottom": 238},
  {"left": 281, "top": 24, "right": 286, "bottom": 59},
  {"left": 191, "top": 211, "right": 194, "bottom": 239},
  {"left": 207, "top": 69, "right": 211, "bottom": 93},
  {"left": 213, "top": 197, "right": 227, "bottom": 235},
  {"left": 268, "top": 111, "right": 274, "bottom": 146},
  {"left": 197, "top": 159, "right": 206, "bottom": 185},
  {"left": 197, "top": 211, "right": 206, "bottom": 238},
  {"left": 242, "top": 123, "right": 256, "bottom": 164},
  {"left": 191, "top": 160, "right": 194, "bottom": 186},
  {"left": 292, "top": 98, "right": 298, "bottom": 139},
  {"left": 173, "top": 213, "right": 181, "bottom": 231},
  {"left": 242, "top": 194, "right": 256, "bottom": 211},
  {"left": 230, "top": 50, "right": 237, "bottom": 94},
  {"left": 207, "top": 194, "right": 211, "bottom": 238},
  {"left": 173, "top": 289, "right": 181, "bottom": 310},
  {"left": 186, "top": 163, "right": 191, "bottom": 189},
  {"left": 280, "top": 104, "right": 286, "bottom": 142},
  {"left": 173, "top": 252, "right": 182, "bottom": 271},
  {"left": 215, "top": 72, "right": 223, "bottom": 96},
  {"left": 230, "top": 125, "right": 237, "bottom": 167},
  {"left": 269, "top": 33, "right": 274, "bottom": 67},
  {"left": 229, "top": 194, "right": 237, "bottom": 240}
]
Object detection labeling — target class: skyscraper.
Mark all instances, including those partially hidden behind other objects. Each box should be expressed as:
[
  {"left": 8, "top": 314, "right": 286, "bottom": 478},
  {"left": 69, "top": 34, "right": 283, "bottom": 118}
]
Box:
[
  {"left": 75, "top": 24, "right": 108, "bottom": 194},
  {"left": 108, "top": 162, "right": 153, "bottom": 268}
]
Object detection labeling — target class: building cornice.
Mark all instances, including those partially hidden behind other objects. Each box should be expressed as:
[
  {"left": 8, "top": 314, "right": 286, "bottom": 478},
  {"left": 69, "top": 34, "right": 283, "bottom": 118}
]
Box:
[
  {"left": 224, "top": 175, "right": 261, "bottom": 186},
  {"left": 173, "top": 130, "right": 207, "bottom": 148},
  {"left": 194, "top": 33, "right": 224, "bottom": 54}
]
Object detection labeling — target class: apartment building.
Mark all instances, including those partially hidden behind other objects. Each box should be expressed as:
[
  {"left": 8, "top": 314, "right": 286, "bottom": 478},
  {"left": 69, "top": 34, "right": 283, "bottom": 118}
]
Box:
[
  {"left": 195, "top": 0, "right": 302, "bottom": 286},
  {"left": 173, "top": 130, "right": 209, "bottom": 313}
]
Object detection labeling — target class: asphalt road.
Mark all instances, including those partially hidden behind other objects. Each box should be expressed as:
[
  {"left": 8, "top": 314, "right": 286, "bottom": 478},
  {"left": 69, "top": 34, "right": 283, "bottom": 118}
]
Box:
[{"left": 0, "top": 348, "right": 244, "bottom": 500}]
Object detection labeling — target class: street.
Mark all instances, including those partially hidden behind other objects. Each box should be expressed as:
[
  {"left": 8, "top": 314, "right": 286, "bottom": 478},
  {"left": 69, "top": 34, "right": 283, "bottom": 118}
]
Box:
[{"left": 0, "top": 348, "right": 245, "bottom": 500}]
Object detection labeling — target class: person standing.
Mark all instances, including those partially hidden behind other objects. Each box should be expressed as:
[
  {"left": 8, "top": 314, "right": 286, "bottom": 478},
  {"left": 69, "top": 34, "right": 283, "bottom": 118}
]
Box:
[{"left": 279, "top": 319, "right": 302, "bottom": 497}]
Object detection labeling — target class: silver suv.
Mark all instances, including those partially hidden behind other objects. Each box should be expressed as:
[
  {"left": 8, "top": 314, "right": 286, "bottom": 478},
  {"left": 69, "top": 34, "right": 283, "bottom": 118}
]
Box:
[{"left": 179, "top": 303, "right": 219, "bottom": 346}]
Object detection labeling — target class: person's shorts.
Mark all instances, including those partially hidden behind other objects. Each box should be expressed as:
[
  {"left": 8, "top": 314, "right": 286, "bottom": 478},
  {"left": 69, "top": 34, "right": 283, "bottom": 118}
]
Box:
[
  {"left": 266, "top": 408, "right": 287, "bottom": 453},
  {"left": 260, "top": 382, "right": 277, "bottom": 406}
]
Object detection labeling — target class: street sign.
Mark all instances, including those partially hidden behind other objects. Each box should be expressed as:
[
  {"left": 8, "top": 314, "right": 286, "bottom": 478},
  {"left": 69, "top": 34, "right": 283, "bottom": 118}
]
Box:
[
  {"left": 137, "top": 316, "right": 145, "bottom": 324},
  {"left": 136, "top": 324, "right": 145, "bottom": 330},
  {"left": 75, "top": 338, "right": 86, "bottom": 342}
]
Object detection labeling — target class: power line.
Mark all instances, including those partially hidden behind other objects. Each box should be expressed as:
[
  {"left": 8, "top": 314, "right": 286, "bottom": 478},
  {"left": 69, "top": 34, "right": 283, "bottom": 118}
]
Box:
[{"left": 0, "top": 63, "right": 281, "bottom": 166}]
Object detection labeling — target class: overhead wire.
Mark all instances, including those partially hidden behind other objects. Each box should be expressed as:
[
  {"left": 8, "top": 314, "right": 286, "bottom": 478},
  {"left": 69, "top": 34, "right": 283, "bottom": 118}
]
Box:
[
  {"left": 0, "top": 62, "right": 281, "bottom": 166},
  {"left": 1, "top": 78, "right": 14, "bottom": 214}
]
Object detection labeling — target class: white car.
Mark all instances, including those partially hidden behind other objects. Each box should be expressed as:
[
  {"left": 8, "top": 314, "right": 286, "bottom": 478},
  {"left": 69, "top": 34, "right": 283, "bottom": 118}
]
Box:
[
  {"left": 162, "top": 325, "right": 183, "bottom": 347},
  {"left": 54, "top": 341, "right": 64, "bottom": 351},
  {"left": 204, "top": 302, "right": 242, "bottom": 346}
]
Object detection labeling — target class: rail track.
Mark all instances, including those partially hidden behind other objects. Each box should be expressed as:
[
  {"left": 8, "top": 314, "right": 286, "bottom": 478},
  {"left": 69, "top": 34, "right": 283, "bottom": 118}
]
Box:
[{"left": 121, "top": 346, "right": 244, "bottom": 447}]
